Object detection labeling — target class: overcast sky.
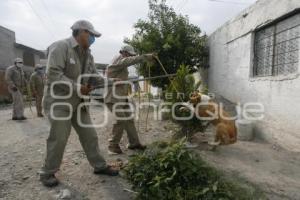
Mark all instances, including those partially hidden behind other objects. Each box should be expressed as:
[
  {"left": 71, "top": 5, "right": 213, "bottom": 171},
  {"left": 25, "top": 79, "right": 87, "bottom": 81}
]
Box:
[{"left": 0, "top": 0, "right": 256, "bottom": 63}]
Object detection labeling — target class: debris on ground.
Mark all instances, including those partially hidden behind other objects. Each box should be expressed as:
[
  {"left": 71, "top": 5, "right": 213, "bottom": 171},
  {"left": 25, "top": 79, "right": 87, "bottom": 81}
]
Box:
[
  {"left": 57, "top": 189, "right": 72, "bottom": 200},
  {"left": 123, "top": 140, "right": 265, "bottom": 200}
]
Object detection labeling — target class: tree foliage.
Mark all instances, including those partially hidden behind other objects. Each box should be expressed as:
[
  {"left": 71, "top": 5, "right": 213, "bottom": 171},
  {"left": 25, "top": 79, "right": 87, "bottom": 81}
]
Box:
[{"left": 125, "top": 0, "right": 209, "bottom": 89}]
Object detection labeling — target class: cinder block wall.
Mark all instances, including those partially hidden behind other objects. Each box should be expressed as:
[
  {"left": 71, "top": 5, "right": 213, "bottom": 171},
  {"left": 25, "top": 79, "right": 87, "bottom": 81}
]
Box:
[{"left": 208, "top": 0, "right": 300, "bottom": 151}]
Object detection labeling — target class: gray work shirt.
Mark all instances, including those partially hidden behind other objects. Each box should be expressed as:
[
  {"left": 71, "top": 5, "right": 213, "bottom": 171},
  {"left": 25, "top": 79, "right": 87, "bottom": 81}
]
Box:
[
  {"left": 5, "top": 65, "right": 26, "bottom": 91},
  {"left": 104, "top": 54, "right": 152, "bottom": 103},
  {"left": 43, "top": 36, "right": 106, "bottom": 112}
]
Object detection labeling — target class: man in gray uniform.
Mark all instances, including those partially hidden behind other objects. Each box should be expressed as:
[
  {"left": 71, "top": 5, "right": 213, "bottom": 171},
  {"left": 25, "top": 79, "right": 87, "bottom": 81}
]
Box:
[
  {"left": 105, "top": 45, "right": 155, "bottom": 154},
  {"left": 40, "top": 20, "right": 118, "bottom": 187},
  {"left": 5, "top": 58, "right": 27, "bottom": 120},
  {"left": 30, "top": 64, "right": 45, "bottom": 117}
]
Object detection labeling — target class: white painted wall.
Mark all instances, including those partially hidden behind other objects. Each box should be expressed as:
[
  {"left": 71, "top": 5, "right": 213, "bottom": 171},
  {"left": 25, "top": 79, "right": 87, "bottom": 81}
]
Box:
[{"left": 208, "top": 0, "right": 300, "bottom": 151}]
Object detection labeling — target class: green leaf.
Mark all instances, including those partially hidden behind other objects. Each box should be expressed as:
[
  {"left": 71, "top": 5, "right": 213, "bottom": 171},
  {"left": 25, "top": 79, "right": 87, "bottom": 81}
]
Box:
[
  {"left": 213, "top": 181, "right": 218, "bottom": 193},
  {"left": 201, "top": 187, "right": 210, "bottom": 194}
]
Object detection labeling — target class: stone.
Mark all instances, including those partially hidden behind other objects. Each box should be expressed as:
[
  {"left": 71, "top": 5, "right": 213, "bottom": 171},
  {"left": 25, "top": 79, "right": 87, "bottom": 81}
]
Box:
[
  {"left": 100, "top": 179, "right": 106, "bottom": 183},
  {"left": 58, "top": 189, "right": 71, "bottom": 200},
  {"left": 22, "top": 175, "right": 30, "bottom": 180}
]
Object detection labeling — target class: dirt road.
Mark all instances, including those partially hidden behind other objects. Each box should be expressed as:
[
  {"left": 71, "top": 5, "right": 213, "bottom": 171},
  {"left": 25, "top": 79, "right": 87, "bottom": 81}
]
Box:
[{"left": 0, "top": 104, "right": 175, "bottom": 200}]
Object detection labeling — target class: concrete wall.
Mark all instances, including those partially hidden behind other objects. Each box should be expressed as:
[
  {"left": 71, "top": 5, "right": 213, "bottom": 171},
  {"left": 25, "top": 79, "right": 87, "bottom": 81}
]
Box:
[
  {"left": 0, "top": 26, "right": 15, "bottom": 101},
  {"left": 0, "top": 26, "right": 15, "bottom": 70},
  {"left": 208, "top": 0, "right": 300, "bottom": 152}
]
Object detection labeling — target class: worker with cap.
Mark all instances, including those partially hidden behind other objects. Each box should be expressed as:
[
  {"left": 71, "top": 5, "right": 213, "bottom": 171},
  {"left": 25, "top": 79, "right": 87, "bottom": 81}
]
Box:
[
  {"left": 40, "top": 20, "right": 119, "bottom": 187},
  {"left": 104, "top": 44, "right": 155, "bottom": 154},
  {"left": 5, "top": 58, "right": 27, "bottom": 120},
  {"left": 30, "top": 64, "right": 45, "bottom": 117}
]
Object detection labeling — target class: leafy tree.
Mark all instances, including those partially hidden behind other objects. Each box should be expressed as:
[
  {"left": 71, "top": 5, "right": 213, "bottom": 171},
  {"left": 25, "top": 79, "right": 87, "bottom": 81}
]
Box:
[{"left": 125, "top": 0, "right": 209, "bottom": 89}]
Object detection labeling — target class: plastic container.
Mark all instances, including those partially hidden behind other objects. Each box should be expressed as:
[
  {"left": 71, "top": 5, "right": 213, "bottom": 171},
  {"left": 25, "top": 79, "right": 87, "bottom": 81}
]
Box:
[{"left": 236, "top": 119, "right": 254, "bottom": 141}]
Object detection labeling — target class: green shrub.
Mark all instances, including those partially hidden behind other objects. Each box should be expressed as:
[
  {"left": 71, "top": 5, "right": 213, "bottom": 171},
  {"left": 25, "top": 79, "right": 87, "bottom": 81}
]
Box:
[
  {"left": 165, "top": 65, "right": 205, "bottom": 138},
  {"left": 166, "top": 64, "right": 201, "bottom": 103},
  {"left": 123, "top": 141, "right": 264, "bottom": 200}
]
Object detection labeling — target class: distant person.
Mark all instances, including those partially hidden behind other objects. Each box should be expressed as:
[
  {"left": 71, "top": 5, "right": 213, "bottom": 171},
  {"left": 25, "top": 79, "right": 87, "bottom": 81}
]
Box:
[
  {"left": 30, "top": 64, "right": 45, "bottom": 117},
  {"left": 105, "top": 45, "right": 155, "bottom": 154},
  {"left": 40, "top": 20, "right": 119, "bottom": 187},
  {"left": 5, "top": 58, "right": 27, "bottom": 120}
]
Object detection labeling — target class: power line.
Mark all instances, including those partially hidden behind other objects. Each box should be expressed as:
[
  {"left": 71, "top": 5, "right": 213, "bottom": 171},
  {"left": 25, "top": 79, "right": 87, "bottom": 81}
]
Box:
[
  {"left": 39, "top": 0, "right": 57, "bottom": 30},
  {"left": 208, "top": 0, "right": 252, "bottom": 5},
  {"left": 25, "top": 0, "right": 56, "bottom": 40},
  {"left": 177, "top": 0, "right": 188, "bottom": 12}
]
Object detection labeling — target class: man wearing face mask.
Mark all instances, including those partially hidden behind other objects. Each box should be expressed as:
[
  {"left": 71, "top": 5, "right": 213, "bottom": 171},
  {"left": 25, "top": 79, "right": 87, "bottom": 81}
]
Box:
[
  {"left": 5, "top": 58, "right": 27, "bottom": 120},
  {"left": 40, "top": 20, "right": 118, "bottom": 187},
  {"left": 104, "top": 45, "right": 155, "bottom": 154},
  {"left": 30, "top": 64, "right": 45, "bottom": 117}
]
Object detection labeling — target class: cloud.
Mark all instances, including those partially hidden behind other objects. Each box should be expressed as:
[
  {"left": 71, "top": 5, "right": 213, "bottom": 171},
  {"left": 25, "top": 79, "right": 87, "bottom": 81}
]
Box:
[{"left": 0, "top": 0, "right": 256, "bottom": 63}]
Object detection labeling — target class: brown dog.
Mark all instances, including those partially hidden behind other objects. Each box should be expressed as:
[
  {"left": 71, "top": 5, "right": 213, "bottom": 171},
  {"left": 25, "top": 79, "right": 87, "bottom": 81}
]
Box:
[{"left": 183, "top": 92, "right": 237, "bottom": 147}]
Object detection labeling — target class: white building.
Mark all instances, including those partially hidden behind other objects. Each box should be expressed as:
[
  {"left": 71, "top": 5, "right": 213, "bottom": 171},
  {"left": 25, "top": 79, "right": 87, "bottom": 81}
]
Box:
[{"left": 207, "top": 0, "right": 300, "bottom": 151}]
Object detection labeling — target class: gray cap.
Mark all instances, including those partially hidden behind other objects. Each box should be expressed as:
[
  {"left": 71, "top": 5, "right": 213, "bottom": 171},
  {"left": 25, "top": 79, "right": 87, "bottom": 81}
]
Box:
[
  {"left": 71, "top": 20, "right": 101, "bottom": 37},
  {"left": 14, "top": 58, "right": 23, "bottom": 63},
  {"left": 120, "top": 45, "right": 136, "bottom": 55}
]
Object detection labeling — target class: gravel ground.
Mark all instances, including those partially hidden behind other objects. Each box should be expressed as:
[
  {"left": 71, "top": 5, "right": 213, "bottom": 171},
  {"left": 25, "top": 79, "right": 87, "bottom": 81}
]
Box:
[{"left": 0, "top": 103, "right": 176, "bottom": 200}]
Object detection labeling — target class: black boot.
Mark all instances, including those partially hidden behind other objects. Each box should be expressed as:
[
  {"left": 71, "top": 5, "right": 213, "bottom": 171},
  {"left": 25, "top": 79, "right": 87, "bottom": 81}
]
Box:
[
  {"left": 40, "top": 174, "right": 59, "bottom": 187},
  {"left": 108, "top": 144, "right": 123, "bottom": 155}
]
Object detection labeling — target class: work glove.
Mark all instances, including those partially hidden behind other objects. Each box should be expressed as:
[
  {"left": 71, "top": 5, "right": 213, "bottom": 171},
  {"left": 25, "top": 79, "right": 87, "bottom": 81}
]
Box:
[{"left": 144, "top": 53, "right": 157, "bottom": 60}]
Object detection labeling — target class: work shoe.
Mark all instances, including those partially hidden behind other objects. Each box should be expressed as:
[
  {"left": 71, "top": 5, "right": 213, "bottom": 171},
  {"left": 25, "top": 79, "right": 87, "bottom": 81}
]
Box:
[
  {"left": 94, "top": 165, "right": 119, "bottom": 176},
  {"left": 40, "top": 174, "right": 59, "bottom": 187},
  {"left": 12, "top": 116, "right": 27, "bottom": 121},
  {"left": 19, "top": 116, "right": 27, "bottom": 120},
  {"left": 38, "top": 114, "right": 44, "bottom": 117},
  {"left": 127, "top": 144, "right": 147, "bottom": 150},
  {"left": 108, "top": 144, "right": 123, "bottom": 155}
]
